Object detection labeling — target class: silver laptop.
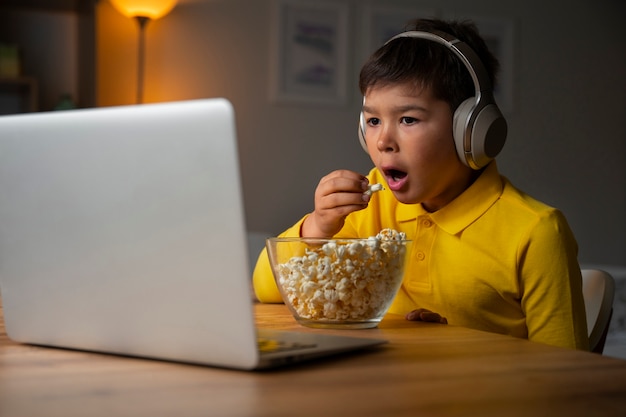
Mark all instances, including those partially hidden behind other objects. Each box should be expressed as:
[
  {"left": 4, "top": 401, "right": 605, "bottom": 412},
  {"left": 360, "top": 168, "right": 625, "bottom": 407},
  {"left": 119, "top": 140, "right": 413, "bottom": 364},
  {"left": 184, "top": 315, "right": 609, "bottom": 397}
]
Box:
[{"left": 0, "top": 99, "right": 385, "bottom": 370}]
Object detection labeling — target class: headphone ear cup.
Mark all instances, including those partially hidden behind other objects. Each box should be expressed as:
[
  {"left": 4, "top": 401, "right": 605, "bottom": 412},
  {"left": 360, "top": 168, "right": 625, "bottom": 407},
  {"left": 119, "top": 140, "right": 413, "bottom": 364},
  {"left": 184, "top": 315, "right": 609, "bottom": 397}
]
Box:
[
  {"left": 471, "top": 103, "right": 507, "bottom": 168},
  {"left": 453, "top": 98, "right": 475, "bottom": 167},
  {"left": 453, "top": 98, "right": 507, "bottom": 169},
  {"left": 358, "top": 112, "right": 368, "bottom": 153}
]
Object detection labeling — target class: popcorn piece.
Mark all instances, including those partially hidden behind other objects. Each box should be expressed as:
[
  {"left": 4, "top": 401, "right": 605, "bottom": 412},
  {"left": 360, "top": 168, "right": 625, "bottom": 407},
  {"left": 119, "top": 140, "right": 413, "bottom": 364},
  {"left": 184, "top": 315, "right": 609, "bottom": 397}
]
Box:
[
  {"left": 276, "top": 228, "right": 408, "bottom": 321},
  {"left": 376, "top": 228, "right": 406, "bottom": 241},
  {"left": 364, "top": 183, "right": 384, "bottom": 196}
]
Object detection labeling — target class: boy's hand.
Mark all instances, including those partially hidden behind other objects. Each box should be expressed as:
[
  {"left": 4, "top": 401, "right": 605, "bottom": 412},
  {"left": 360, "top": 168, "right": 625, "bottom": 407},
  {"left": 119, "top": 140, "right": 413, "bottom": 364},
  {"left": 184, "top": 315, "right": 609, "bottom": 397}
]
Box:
[
  {"left": 301, "top": 170, "right": 370, "bottom": 238},
  {"left": 405, "top": 308, "right": 448, "bottom": 324}
]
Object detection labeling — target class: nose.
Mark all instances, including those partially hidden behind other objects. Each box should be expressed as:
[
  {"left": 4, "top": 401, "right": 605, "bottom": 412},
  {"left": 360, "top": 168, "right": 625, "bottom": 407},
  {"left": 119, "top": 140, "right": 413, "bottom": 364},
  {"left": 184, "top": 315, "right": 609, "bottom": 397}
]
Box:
[{"left": 375, "top": 125, "right": 398, "bottom": 153}]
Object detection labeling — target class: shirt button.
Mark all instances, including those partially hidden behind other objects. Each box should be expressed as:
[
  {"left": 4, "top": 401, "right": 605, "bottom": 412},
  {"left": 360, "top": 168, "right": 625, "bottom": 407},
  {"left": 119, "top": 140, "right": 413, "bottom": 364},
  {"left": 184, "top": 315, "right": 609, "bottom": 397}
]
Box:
[
  {"left": 422, "top": 219, "right": 432, "bottom": 227},
  {"left": 416, "top": 251, "right": 426, "bottom": 261}
]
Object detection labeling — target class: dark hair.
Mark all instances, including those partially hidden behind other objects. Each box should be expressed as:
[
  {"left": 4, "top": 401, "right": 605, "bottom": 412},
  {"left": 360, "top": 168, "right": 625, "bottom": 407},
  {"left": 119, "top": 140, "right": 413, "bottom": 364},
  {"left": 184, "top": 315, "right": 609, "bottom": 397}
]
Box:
[{"left": 359, "top": 18, "right": 500, "bottom": 111}]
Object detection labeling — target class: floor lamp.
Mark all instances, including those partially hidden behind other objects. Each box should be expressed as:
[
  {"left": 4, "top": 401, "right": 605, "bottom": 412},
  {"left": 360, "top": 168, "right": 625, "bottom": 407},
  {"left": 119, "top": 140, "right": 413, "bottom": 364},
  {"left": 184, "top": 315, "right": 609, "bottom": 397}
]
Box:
[{"left": 109, "top": 0, "right": 178, "bottom": 104}]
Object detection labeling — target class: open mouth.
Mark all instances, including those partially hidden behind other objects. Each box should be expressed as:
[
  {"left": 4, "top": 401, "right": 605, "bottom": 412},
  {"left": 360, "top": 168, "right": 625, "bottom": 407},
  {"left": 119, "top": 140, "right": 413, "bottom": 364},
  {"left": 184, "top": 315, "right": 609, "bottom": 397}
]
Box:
[
  {"left": 382, "top": 168, "right": 408, "bottom": 191},
  {"left": 384, "top": 168, "right": 407, "bottom": 182}
]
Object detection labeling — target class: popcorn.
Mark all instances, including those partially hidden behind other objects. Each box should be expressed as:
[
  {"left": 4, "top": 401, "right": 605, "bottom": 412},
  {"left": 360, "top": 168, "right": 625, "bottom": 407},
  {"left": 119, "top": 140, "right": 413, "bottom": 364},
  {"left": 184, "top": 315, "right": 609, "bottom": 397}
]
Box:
[
  {"left": 364, "top": 183, "right": 384, "bottom": 196},
  {"left": 275, "top": 229, "right": 408, "bottom": 322}
]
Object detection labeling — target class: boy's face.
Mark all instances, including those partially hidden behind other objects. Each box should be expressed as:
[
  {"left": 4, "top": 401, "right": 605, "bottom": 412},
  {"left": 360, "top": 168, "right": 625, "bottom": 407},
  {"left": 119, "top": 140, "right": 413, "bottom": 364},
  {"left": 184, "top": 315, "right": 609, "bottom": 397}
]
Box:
[{"left": 362, "top": 82, "right": 474, "bottom": 211}]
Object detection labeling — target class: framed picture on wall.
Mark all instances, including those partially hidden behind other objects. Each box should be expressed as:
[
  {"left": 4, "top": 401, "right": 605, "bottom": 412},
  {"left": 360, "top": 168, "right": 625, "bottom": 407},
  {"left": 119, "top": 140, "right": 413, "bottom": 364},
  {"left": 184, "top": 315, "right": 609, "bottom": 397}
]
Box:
[
  {"left": 361, "top": 5, "right": 438, "bottom": 62},
  {"left": 269, "top": 0, "right": 349, "bottom": 106}
]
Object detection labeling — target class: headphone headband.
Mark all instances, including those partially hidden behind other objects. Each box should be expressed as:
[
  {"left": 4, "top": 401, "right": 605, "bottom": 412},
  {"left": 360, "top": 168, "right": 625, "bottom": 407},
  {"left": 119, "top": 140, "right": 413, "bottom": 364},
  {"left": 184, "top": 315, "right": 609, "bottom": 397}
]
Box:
[
  {"left": 388, "top": 30, "right": 493, "bottom": 98},
  {"left": 358, "top": 29, "right": 507, "bottom": 170}
]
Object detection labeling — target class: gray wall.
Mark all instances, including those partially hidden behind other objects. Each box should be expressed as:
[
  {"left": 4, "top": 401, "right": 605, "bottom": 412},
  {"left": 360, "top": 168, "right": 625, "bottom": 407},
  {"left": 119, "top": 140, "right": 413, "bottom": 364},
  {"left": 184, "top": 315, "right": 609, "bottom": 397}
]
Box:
[{"left": 96, "top": 0, "right": 624, "bottom": 266}]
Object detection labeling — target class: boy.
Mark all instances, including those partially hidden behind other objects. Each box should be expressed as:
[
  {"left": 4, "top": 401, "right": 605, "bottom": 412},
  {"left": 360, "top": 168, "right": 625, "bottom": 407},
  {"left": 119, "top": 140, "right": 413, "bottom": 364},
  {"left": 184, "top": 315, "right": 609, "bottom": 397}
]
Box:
[{"left": 253, "top": 18, "right": 589, "bottom": 351}]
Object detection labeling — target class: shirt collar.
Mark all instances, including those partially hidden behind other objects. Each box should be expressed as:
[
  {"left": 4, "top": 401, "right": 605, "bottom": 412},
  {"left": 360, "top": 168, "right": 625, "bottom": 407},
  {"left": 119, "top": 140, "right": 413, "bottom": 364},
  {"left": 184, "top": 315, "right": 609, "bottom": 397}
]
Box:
[{"left": 395, "top": 161, "right": 504, "bottom": 234}]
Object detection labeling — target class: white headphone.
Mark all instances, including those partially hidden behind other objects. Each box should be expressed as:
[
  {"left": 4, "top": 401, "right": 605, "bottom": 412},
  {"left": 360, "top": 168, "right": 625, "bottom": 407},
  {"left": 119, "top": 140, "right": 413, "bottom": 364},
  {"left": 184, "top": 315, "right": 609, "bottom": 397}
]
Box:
[{"left": 358, "top": 30, "right": 507, "bottom": 170}]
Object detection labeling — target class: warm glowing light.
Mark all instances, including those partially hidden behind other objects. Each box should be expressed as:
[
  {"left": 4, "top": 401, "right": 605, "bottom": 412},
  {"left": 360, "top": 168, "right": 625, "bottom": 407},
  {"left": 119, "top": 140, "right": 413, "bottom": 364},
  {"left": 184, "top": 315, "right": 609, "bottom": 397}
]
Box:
[{"left": 109, "top": 0, "right": 178, "bottom": 20}]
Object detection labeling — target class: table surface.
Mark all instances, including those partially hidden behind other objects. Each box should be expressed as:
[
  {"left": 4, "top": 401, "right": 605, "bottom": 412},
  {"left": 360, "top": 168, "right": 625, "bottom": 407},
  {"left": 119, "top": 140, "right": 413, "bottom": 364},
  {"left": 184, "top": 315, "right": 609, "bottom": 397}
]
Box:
[{"left": 2, "top": 298, "right": 626, "bottom": 417}]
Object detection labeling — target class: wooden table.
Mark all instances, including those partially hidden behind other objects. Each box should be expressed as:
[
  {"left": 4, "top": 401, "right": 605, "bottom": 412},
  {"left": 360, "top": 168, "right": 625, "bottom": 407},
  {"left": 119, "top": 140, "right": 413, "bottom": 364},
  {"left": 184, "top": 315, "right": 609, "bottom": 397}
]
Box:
[{"left": 2, "top": 298, "right": 626, "bottom": 417}]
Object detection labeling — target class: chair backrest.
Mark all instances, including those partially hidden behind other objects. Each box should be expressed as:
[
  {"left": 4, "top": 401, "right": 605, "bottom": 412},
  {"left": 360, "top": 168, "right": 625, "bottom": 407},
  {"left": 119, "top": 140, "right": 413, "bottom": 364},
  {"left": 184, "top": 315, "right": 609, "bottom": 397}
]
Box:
[{"left": 581, "top": 269, "right": 616, "bottom": 353}]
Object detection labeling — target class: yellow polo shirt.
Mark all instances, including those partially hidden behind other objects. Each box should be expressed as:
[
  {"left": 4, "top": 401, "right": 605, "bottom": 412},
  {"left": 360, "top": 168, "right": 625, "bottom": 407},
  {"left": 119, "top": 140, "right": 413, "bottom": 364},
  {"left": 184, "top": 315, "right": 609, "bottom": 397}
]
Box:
[{"left": 253, "top": 162, "right": 589, "bottom": 351}]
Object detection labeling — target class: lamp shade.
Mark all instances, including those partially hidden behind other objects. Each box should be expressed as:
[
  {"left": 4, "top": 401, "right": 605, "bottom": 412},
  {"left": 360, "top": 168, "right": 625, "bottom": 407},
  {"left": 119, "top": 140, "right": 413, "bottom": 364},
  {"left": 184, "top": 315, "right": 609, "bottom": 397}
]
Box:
[{"left": 109, "top": 0, "right": 178, "bottom": 20}]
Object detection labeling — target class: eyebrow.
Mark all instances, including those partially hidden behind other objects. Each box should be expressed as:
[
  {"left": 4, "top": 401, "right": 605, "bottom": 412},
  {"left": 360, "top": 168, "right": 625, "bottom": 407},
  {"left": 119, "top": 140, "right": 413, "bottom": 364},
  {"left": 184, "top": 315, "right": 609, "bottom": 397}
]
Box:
[{"left": 362, "top": 104, "right": 429, "bottom": 114}]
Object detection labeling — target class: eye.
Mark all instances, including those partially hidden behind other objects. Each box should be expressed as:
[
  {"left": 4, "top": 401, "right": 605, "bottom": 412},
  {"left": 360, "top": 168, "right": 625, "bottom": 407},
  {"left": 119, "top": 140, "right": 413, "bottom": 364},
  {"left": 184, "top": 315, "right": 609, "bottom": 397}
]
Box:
[
  {"left": 401, "top": 116, "right": 418, "bottom": 125},
  {"left": 367, "top": 117, "right": 381, "bottom": 127}
]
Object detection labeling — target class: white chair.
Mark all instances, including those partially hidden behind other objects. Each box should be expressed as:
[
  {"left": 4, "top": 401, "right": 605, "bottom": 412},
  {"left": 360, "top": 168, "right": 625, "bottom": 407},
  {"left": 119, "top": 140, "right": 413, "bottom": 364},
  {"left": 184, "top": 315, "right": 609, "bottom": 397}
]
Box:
[{"left": 581, "top": 269, "right": 615, "bottom": 353}]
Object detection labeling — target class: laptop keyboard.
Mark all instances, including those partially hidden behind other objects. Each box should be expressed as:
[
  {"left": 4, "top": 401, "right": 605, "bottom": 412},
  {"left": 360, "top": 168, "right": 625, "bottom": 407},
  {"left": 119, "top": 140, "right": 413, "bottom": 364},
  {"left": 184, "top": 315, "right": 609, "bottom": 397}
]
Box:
[{"left": 257, "top": 337, "right": 317, "bottom": 353}]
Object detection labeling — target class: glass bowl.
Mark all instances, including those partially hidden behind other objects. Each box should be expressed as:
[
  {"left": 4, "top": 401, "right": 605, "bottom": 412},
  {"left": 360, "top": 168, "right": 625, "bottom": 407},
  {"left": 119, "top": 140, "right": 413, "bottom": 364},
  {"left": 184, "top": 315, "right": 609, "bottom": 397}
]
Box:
[{"left": 265, "top": 231, "right": 410, "bottom": 329}]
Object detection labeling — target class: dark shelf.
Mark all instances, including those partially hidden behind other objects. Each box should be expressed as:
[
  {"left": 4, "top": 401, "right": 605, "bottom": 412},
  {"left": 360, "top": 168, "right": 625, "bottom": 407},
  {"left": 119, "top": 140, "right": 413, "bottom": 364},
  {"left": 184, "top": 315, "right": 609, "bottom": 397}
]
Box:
[
  {"left": 0, "top": 0, "right": 97, "bottom": 111},
  {"left": 0, "top": 0, "right": 88, "bottom": 12},
  {"left": 0, "top": 76, "right": 38, "bottom": 114}
]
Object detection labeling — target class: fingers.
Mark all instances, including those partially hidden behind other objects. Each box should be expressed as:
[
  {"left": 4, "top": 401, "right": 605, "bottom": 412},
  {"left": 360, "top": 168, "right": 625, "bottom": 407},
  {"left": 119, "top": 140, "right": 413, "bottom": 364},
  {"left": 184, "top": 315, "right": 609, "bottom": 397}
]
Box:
[
  {"left": 303, "top": 170, "right": 371, "bottom": 238},
  {"left": 316, "top": 170, "right": 368, "bottom": 205},
  {"left": 405, "top": 308, "right": 448, "bottom": 324}
]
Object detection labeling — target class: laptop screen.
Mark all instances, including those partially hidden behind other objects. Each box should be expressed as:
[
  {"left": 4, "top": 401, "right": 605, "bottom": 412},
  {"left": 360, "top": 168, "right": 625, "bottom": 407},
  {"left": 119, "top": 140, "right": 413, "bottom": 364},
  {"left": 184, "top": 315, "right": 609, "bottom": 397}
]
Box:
[{"left": 0, "top": 99, "right": 262, "bottom": 368}]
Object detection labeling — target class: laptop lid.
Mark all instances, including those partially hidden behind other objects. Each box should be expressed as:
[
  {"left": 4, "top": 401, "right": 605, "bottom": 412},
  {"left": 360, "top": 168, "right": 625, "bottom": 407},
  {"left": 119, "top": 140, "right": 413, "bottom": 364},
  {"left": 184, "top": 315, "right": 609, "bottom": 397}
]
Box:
[{"left": 0, "top": 99, "right": 385, "bottom": 370}]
